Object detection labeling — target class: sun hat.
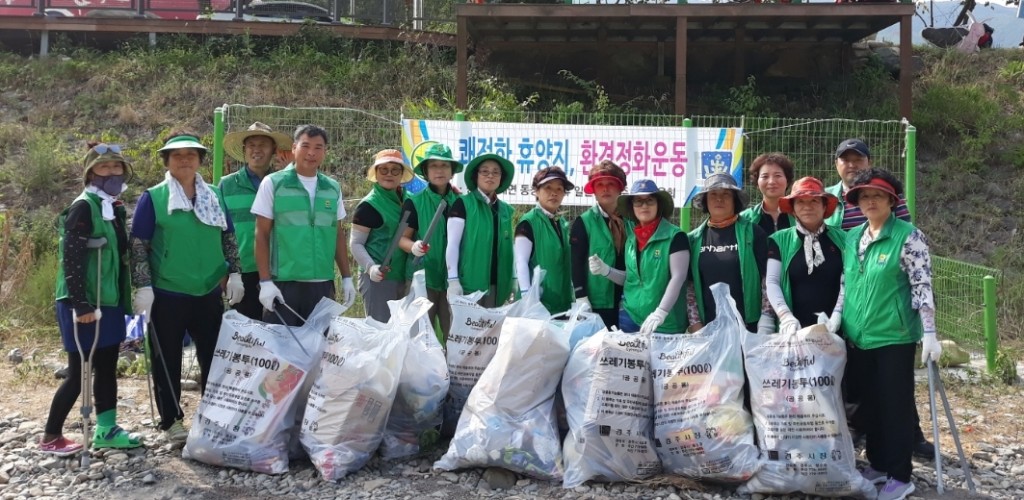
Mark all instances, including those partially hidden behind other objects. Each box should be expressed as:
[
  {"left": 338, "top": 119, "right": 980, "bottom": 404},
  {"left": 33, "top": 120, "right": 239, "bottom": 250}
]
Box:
[
  {"left": 844, "top": 176, "right": 899, "bottom": 205},
  {"left": 464, "top": 153, "right": 514, "bottom": 194},
  {"left": 616, "top": 179, "right": 674, "bottom": 221},
  {"left": 532, "top": 166, "right": 575, "bottom": 191},
  {"left": 222, "top": 122, "right": 293, "bottom": 162},
  {"left": 835, "top": 138, "right": 870, "bottom": 159},
  {"left": 366, "top": 149, "right": 415, "bottom": 184},
  {"left": 583, "top": 161, "right": 627, "bottom": 194},
  {"left": 412, "top": 142, "right": 464, "bottom": 176},
  {"left": 778, "top": 176, "right": 839, "bottom": 217},
  {"left": 82, "top": 143, "right": 134, "bottom": 184},
  {"left": 692, "top": 173, "right": 749, "bottom": 212},
  {"left": 158, "top": 134, "right": 208, "bottom": 153}
]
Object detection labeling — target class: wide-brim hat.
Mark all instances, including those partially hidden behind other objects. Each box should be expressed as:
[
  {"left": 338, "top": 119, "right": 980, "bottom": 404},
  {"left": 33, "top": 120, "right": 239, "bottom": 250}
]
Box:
[
  {"left": 413, "top": 142, "right": 464, "bottom": 176},
  {"left": 616, "top": 179, "right": 674, "bottom": 221},
  {"left": 367, "top": 149, "right": 415, "bottom": 184},
  {"left": 82, "top": 144, "right": 134, "bottom": 184},
  {"left": 223, "top": 122, "right": 293, "bottom": 162},
  {"left": 464, "top": 153, "right": 514, "bottom": 194},
  {"left": 779, "top": 176, "right": 839, "bottom": 218},
  {"left": 845, "top": 177, "right": 899, "bottom": 206},
  {"left": 533, "top": 166, "right": 575, "bottom": 191},
  {"left": 158, "top": 134, "right": 208, "bottom": 153},
  {"left": 692, "top": 173, "right": 748, "bottom": 211}
]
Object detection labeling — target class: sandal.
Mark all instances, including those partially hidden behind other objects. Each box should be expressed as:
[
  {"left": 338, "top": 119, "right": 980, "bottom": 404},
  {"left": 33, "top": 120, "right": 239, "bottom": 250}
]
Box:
[{"left": 92, "top": 425, "right": 143, "bottom": 449}]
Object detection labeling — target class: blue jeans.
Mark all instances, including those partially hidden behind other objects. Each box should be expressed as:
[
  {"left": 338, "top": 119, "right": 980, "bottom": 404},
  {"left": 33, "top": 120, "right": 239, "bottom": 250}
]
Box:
[{"left": 617, "top": 308, "right": 641, "bottom": 333}]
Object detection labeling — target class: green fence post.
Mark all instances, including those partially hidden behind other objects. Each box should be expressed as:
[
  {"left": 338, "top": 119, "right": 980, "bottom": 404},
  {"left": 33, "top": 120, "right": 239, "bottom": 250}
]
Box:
[
  {"left": 984, "top": 275, "right": 998, "bottom": 373},
  {"left": 905, "top": 124, "right": 916, "bottom": 222},
  {"left": 455, "top": 111, "right": 466, "bottom": 122},
  {"left": 213, "top": 106, "right": 225, "bottom": 185},
  {"left": 680, "top": 117, "right": 693, "bottom": 231}
]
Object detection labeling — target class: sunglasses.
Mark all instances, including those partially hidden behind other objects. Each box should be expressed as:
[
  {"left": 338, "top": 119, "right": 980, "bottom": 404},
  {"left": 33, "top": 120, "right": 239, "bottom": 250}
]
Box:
[
  {"left": 93, "top": 144, "right": 122, "bottom": 155},
  {"left": 376, "top": 165, "right": 404, "bottom": 176}
]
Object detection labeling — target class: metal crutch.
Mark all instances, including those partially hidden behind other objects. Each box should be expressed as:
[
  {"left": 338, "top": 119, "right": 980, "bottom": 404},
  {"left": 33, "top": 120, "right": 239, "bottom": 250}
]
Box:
[
  {"left": 71, "top": 237, "right": 106, "bottom": 467},
  {"left": 139, "top": 317, "right": 156, "bottom": 424},
  {"left": 927, "top": 358, "right": 977, "bottom": 494}
]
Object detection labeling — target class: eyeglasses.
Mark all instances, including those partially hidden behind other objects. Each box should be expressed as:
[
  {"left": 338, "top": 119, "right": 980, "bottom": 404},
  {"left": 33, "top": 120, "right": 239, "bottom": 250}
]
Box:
[
  {"left": 632, "top": 197, "right": 658, "bottom": 207},
  {"left": 478, "top": 169, "right": 503, "bottom": 178},
  {"left": 93, "top": 144, "right": 122, "bottom": 155},
  {"left": 376, "top": 165, "right": 404, "bottom": 176}
]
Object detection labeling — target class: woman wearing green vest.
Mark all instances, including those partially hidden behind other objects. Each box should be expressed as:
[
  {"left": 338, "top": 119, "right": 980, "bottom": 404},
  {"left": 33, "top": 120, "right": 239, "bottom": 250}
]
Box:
[
  {"left": 513, "top": 166, "right": 575, "bottom": 314},
  {"left": 398, "top": 143, "right": 462, "bottom": 339},
  {"left": 765, "top": 177, "right": 844, "bottom": 335},
  {"left": 739, "top": 152, "right": 795, "bottom": 236},
  {"left": 685, "top": 173, "right": 772, "bottom": 333},
  {"left": 839, "top": 168, "right": 941, "bottom": 500},
  {"left": 42, "top": 142, "right": 141, "bottom": 456},
  {"left": 570, "top": 160, "right": 627, "bottom": 328},
  {"left": 219, "top": 122, "right": 293, "bottom": 320},
  {"left": 445, "top": 153, "right": 515, "bottom": 308},
  {"left": 351, "top": 149, "right": 415, "bottom": 322},
  {"left": 130, "top": 131, "right": 243, "bottom": 445},
  {"left": 588, "top": 179, "right": 689, "bottom": 334}
]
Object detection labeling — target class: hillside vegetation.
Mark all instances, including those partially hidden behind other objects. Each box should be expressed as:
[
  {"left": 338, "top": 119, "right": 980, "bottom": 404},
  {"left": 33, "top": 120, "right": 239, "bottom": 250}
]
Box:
[{"left": 0, "top": 29, "right": 1020, "bottom": 348}]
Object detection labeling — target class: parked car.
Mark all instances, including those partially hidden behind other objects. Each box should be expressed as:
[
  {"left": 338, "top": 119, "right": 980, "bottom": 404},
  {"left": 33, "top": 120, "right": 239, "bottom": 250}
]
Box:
[{"left": 198, "top": 0, "right": 339, "bottom": 23}]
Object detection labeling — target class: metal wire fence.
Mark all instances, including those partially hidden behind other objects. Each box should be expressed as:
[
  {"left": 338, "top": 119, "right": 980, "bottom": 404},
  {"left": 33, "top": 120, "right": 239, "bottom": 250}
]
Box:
[{"left": 932, "top": 257, "right": 1000, "bottom": 352}]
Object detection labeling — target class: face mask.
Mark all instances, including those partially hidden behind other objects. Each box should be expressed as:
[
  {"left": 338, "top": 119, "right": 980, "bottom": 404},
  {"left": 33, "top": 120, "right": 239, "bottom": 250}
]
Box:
[{"left": 90, "top": 174, "right": 126, "bottom": 197}]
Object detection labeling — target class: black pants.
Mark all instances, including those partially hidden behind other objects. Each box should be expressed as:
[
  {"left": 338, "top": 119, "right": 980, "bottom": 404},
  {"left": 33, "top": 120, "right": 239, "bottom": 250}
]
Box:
[
  {"left": 592, "top": 307, "right": 619, "bottom": 330},
  {"left": 263, "top": 280, "right": 335, "bottom": 327},
  {"left": 847, "top": 342, "right": 916, "bottom": 482},
  {"left": 231, "top": 271, "right": 264, "bottom": 320},
  {"left": 150, "top": 291, "right": 223, "bottom": 430},
  {"left": 45, "top": 345, "right": 120, "bottom": 435}
]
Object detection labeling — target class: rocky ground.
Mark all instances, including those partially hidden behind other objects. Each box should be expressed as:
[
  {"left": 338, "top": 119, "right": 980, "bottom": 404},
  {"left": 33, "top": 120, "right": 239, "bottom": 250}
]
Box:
[{"left": 0, "top": 346, "right": 1018, "bottom": 500}]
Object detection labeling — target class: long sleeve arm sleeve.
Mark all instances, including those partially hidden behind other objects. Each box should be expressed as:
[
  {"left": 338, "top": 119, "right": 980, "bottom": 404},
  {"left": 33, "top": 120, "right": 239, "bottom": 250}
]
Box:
[
  {"left": 605, "top": 267, "right": 626, "bottom": 286},
  {"left": 513, "top": 235, "right": 533, "bottom": 292},
  {"left": 349, "top": 229, "right": 376, "bottom": 270},
  {"left": 657, "top": 250, "right": 690, "bottom": 313},
  {"left": 765, "top": 257, "right": 792, "bottom": 318},
  {"left": 831, "top": 273, "right": 846, "bottom": 317},
  {"left": 445, "top": 217, "right": 465, "bottom": 281}
]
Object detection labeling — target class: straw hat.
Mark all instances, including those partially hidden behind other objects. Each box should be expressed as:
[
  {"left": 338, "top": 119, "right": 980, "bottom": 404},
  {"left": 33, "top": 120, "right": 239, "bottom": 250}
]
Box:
[
  {"left": 367, "top": 149, "right": 415, "bottom": 183},
  {"left": 222, "top": 122, "right": 292, "bottom": 162}
]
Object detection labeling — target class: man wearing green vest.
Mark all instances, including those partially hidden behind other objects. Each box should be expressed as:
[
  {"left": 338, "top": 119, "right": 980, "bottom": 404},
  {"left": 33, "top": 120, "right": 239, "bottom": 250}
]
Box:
[
  {"left": 514, "top": 167, "right": 575, "bottom": 315},
  {"left": 219, "top": 122, "right": 293, "bottom": 319},
  {"left": 350, "top": 149, "right": 415, "bottom": 322},
  {"left": 398, "top": 143, "right": 463, "bottom": 339},
  {"left": 252, "top": 124, "right": 356, "bottom": 326},
  {"left": 130, "top": 131, "right": 243, "bottom": 444}
]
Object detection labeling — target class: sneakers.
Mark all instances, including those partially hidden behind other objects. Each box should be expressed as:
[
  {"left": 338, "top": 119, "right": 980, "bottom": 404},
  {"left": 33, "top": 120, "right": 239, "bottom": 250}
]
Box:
[
  {"left": 913, "top": 437, "right": 937, "bottom": 460},
  {"left": 93, "top": 425, "right": 143, "bottom": 449},
  {"left": 860, "top": 466, "right": 888, "bottom": 485},
  {"left": 877, "top": 478, "right": 916, "bottom": 500},
  {"left": 163, "top": 420, "right": 188, "bottom": 445},
  {"left": 39, "top": 436, "right": 83, "bottom": 457}
]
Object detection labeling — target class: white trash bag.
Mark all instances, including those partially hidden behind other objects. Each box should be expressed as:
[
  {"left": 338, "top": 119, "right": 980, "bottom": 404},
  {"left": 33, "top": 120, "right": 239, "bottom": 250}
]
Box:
[
  {"left": 183, "top": 298, "right": 345, "bottom": 474},
  {"left": 739, "top": 322, "right": 876, "bottom": 498},
  {"left": 300, "top": 297, "right": 431, "bottom": 481},
  {"left": 562, "top": 327, "right": 661, "bottom": 488},
  {"left": 380, "top": 271, "right": 450, "bottom": 460},
  {"left": 651, "top": 282, "right": 760, "bottom": 482},
  {"left": 435, "top": 270, "right": 568, "bottom": 480}
]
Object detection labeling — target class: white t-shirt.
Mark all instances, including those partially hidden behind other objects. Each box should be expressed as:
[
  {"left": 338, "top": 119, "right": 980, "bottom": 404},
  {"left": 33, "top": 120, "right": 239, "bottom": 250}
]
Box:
[{"left": 251, "top": 173, "right": 346, "bottom": 220}]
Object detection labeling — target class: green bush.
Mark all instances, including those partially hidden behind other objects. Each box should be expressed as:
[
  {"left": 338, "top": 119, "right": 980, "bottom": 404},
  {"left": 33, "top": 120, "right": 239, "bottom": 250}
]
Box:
[{"left": 14, "top": 249, "right": 58, "bottom": 327}]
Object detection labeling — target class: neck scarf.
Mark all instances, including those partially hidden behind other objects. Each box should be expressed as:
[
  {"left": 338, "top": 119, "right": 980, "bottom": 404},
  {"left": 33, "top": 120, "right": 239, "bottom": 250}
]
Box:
[
  {"left": 598, "top": 203, "right": 626, "bottom": 254},
  {"left": 707, "top": 214, "right": 738, "bottom": 229},
  {"left": 634, "top": 219, "right": 659, "bottom": 252},
  {"left": 85, "top": 185, "right": 118, "bottom": 221},
  {"left": 795, "top": 221, "right": 826, "bottom": 274},
  {"left": 164, "top": 171, "right": 228, "bottom": 230}
]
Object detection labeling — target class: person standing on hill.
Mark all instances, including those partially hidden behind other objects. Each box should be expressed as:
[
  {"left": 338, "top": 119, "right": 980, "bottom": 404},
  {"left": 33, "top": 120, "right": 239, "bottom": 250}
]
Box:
[
  {"left": 218, "top": 122, "right": 292, "bottom": 320},
  {"left": 350, "top": 149, "right": 415, "bottom": 322},
  {"left": 130, "top": 131, "right": 244, "bottom": 445},
  {"left": 252, "top": 124, "right": 356, "bottom": 325},
  {"left": 514, "top": 166, "right": 575, "bottom": 315},
  {"left": 740, "top": 152, "right": 795, "bottom": 236},
  {"left": 398, "top": 143, "right": 462, "bottom": 340},
  {"left": 42, "top": 142, "right": 142, "bottom": 456}
]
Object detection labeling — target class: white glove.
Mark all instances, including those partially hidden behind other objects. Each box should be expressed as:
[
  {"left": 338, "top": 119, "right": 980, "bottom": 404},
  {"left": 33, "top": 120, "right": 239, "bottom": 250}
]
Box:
[
  {"left": 411, "top": 240, "right": 429, "bottom": 257},
  {"left": 447, "top": 278, "right": 463, "bottom": 300},
  {"left": 640, "top": 308, "right": 668, "bottom": 335},
  {"left": 341, "top": 277, "right": 356, "bottom": 308},
  {"left": 367, "top": 265, "right": 385, "bottom": 283},
  {"left": 588, "top": 255, "right": 610, "bottom": 277},
  {"left": 756, "top": 313, "right": 776, "bottom": 335},
  {"left": 816, "top": 311, "right": 842, "bottom": 334},
  {"left": 921, "top": 331, "right": 942, "bottom": 364},
  {"left": 574, "top": 296, "right": 591, "bottom": 312},
  {"left": 133, "top": 286, "right": 154, "bottom": 319},
  {"left": 259, "top": 280, "right": 283, "bottom": 312},
  {"left": 225, "top": 273, "right": 245, "bottom": 305},
  {"left": 778, "top": 312, "right": 801, "bottom": 336}
]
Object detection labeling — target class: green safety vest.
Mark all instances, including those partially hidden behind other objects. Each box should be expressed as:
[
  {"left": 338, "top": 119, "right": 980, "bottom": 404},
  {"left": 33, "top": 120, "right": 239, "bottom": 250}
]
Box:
[
  {"left": 623, "top": 219, "right": 688, "bottom": 333},
  {"left": 458, "top": 191, "right": 514, "bottom": 303},
  {"left": 824, "top": 182, "right": 846, "bottom": 229},
  {"left": 740, "top": 202, "right": 795, "bottom": 234},
  {"left": 769, "top": 226, "right": 847, "bottom": 309},
  {"left": 579, "top": 205, "right": 619, "bottom": 310},
  {"left": 688, "top": 217, "right": 762, "bottom": 324},
  {"left": 358, "top": 183, "right": 407, "bottom": 282},
  {"left": 148, "top": 182, "right": 227, "bottom": 296},
  {"left": 218, "top": 168, "right": 259, "bottom": 273},
  {"left": 520, "top": 207, "right": 573, "bottom": 314},
  {"left": 406, "top": 183, "right": 458, "bottom": 290},
  {"left": 841, "top": 215, "right": 922, "bottom": 350},
  {"left": 55, "top": 191, "right": 131, "bottom": 310},
  {"left": 268, "top": 168, "right": 341, "bottom": 282}
]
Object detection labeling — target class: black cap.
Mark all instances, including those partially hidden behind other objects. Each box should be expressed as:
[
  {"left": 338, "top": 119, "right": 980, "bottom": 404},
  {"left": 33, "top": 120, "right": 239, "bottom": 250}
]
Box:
[{"left": 835, "top": 139, "right": 870, "bottom": 159}]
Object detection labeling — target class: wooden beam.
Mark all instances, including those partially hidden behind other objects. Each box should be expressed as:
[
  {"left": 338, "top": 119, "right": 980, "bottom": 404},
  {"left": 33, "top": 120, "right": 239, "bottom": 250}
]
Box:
[
  {"left": 456, "top": 4, "right": 915, "bottom": 20},
  {"left": 899, "top": 14, "right": 912, "bottom": 120},
  {"left": 457, "top": 15, "right": 468, "bottom": 110},
  {"left": 734, "top": 25, "right": 745, "bottom": 86},
  {"left": 675, "top": 16, "right": 687, "bottom": 116}
]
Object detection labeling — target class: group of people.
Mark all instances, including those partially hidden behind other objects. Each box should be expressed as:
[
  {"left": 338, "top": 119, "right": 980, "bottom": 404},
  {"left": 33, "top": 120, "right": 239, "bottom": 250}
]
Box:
[{"left": 45, "top": 124, "right": 940, "bottom": 500}]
